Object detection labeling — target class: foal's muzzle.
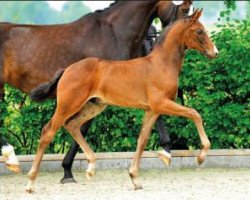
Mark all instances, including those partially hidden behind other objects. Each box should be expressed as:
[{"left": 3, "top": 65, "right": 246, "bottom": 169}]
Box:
[{"left": 206, "top": 45, "right": 219, "bottom": 59}]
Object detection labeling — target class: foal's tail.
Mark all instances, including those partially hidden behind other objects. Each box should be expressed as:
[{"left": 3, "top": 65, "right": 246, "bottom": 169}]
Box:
[{"left": 30, "top": 69, "right": 65, "bottom": 101}]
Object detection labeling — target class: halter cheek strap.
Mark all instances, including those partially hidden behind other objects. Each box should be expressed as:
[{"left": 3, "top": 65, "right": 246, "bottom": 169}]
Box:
[{"left": 1, "top": 144, "right": 19, "bottom": 165}]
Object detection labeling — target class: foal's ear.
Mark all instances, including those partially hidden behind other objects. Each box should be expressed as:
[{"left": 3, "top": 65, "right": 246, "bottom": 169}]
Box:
[{"left": 190, "top": 8, "right": 203, "bottom": 23}]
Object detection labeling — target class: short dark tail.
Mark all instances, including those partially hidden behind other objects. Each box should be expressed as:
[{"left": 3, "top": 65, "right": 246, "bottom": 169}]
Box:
[{"left": 30, "top": 69, "right": 65, "bottom": 101}]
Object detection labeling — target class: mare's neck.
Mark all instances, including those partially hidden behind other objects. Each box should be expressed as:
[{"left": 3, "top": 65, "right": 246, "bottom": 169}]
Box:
[
  {"left": 151, "top": 23, "right": 186, "bottom": 73},
  {"left": 104, "top": 1, "right": 158, "bottom": 58}
]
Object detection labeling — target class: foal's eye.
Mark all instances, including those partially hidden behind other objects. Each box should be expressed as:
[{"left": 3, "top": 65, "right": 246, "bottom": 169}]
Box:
[{"left": 196, "top": 29, "right": 203, "bottom": 35}]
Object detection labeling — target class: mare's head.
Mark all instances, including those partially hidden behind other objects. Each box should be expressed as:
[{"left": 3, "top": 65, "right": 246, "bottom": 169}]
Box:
[
  {"left": 183, "top": 9, "right": 219, "bottom": 59},
  {"left": 157, "top": 0, "right": 194, "bottom": 27}
]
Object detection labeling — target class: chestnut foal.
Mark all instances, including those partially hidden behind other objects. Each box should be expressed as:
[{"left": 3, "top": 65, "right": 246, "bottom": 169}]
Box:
[{"left": 26, "top": 9, "right": 218, "bottom": 192}]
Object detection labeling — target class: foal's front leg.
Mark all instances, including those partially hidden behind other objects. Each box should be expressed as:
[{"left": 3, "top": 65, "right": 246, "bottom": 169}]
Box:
[
  {"left": 129, "top": 111, "right": 159, "bottom": 190},
  {"left": 155, "top": 99, "right": 211, "bottom": 164},
  {"left": 61, "top": 120, "right": 92, "bottom": 184}
]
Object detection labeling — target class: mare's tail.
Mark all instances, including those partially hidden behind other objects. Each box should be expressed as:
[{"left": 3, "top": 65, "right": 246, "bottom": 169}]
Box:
[{"left": 30, "top": 69, "right": 65, "bottom": 101}]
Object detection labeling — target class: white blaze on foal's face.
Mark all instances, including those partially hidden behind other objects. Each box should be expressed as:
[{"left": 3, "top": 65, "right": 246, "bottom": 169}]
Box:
[{"left": 213, "top": 44, "right": 219, "bottom": 55}]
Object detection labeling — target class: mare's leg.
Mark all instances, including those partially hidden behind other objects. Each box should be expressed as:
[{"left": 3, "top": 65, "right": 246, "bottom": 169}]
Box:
[
  {"left": 63, "top": 101, "right": 107, "bottom": 180},
  {"left": 0, "top": 83, "right": 20, "bottom": 173},
  {"left": 156, "top": 116, "right": 172, "bottom": 166},
  {"left": 156, "top": 89, "right": 184, "bottom": 166},
  {"left": 0, "top": 135, "right": 7, "bottom": 148},
  {"left": 0, "top": 82, "right": 6, "bottom": 149},
  {"left": 155, "top": 99, "right": 211, "bottom": 164},
  {"left": 61, "top": 101, "right": 107, "bottom": 183},
  {"left": 129, "top": 111, "right": 159, "bottom": 190},
  {"left": 60, "top": 120, "right": 92, "bottom": 184}
]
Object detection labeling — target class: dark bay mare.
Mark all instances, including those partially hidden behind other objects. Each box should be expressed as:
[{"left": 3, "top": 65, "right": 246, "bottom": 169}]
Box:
[
  {"left": 0, "top": 1, "right": 193, "bottom": 178},
  {"left": 27, "top": 9, "right": 218, "bottom": 192}
]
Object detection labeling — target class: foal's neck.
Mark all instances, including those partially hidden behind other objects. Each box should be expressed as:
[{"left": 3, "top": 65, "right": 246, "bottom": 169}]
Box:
[{"left": 151, "top": 22, "right": 186, "bottom": 73}]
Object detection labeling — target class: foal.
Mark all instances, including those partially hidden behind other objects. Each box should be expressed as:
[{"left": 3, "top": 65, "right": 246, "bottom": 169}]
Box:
[{"left": 27, "top": 9, "right": 218, "bottom": 192}]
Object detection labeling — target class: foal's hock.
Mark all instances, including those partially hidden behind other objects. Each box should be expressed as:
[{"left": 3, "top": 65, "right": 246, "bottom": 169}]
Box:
[{"left": 27, "top": 9, "right": 218, "bottom": 192}]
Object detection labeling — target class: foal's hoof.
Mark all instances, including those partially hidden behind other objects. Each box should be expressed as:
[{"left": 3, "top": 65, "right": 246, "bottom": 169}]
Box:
[
  {"left": 134, "top": 184, "right": 143, "bottom": 190},
  {"left": 25, "top": 187, "right": 34, "bottom": 193},
  {"left": 197, "top": 156, "right": 205, "bottom": 165},
  {"left": 25, "top": 185, "right": 34, "bottom": 193},
  {"left": 158, "top": 150, "right": 171, "bottom": 166},
  {"left": 26, "top": 180, "right": 35, "bottom": 193},
  {"left": 86, "top": 170, "right": 95, "bottom": 180},
  {"left": 60, "top": 178, "right": 77, "bottom": 184},
  {"left": 129, "top": 173, "right": 143, "bottom": 190}
]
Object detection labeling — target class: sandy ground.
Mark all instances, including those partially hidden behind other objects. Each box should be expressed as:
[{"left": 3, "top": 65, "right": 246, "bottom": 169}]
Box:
[{"left": 1, "top": 168, "right": 250, "bottom": 200}]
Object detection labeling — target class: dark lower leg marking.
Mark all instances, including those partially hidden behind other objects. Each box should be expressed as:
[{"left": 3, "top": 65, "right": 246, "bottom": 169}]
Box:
[
  {"left": 61, "top": 120, "right": 92, "bottom": 183},
  {"left": 156, "top": 116, "right": 171, "bottom": 153}
]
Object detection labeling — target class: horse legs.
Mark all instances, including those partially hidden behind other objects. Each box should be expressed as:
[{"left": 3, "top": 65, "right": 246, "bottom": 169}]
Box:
[
  {"left": 60, "top": 120, "right": 92, "bottom": 184},
  {"left": 156, "top": 99, "right": 211, "bottom": 165},
  {"left": 26, "top": 92, "right": 92, "bottom": 192},
  {"left": 61, "top": 101, "right": 107, "bottom": 183},
  {"left": 63, "top": 102, "right": 107, "bottom": 180},
  {"left": 129, "top": 111, "right": 159, "bottom": 190},
  {"left": 0, "top": 83, "right": 20, "bottom": 173},
  {"left": 156, "top": 116, "right": 172, "bottom": 166},
  {"left": 156, "top": 88, "right": 185, "bottom": 166},
  {"left": 1, "top": 138, "right": 20, "bottom": 173},
  {"left": 25, "top": 114, "right": 63, "bottom": 193}
]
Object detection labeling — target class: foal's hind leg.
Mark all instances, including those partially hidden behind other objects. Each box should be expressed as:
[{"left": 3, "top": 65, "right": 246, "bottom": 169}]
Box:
[
  {"left": 26, "top": 95, "right": 92, "bottom": 192},
  {"left": 26, "top": 113, "right": 64, "bottom": 193},
  {"left": 129, "top": 111, "right": 159, "bottom": 190},
  {"left": 64, "top": 101, "right": 107, "bottom": 180}
]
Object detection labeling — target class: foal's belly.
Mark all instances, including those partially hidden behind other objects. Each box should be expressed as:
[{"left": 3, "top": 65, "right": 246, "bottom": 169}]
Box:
[
  {"left": 96, "top": 89, "right": 150, "bottom": 110},
  {"left": 99, "top": 97, "right": 150, "bottom": 110}
]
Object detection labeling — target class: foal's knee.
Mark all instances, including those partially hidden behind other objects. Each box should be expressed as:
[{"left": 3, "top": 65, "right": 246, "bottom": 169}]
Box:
[{"left": 188, "top": 108, "right": 202, "bottom": 123}]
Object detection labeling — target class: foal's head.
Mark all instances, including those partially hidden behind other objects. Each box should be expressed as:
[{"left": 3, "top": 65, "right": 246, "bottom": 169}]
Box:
[
  {"left": 157, "top": 0, "right": 194, "bottom": 27},
  {"left": 183, "top": 9, "right": 219, "bottom": 58}
]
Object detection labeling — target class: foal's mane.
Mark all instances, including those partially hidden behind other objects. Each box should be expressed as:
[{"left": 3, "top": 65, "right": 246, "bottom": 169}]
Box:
[{"left": 155, "top": 16, "right": 191, "bottom": 46}]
